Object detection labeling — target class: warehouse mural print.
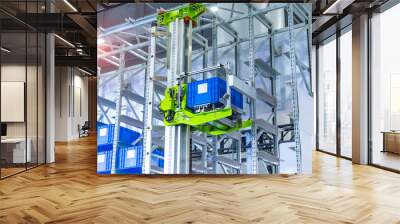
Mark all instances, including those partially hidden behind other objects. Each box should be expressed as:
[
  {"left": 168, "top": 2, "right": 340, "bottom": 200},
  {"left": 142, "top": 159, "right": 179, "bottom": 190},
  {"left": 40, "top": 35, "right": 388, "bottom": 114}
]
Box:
[{"left": 97, "top": 3, "right": 313, "bottom": 175}]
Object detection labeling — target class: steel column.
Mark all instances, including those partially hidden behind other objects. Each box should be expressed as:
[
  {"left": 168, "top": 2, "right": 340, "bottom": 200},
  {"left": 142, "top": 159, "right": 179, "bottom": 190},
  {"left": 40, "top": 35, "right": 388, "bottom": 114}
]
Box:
[
  {"left": 111, "top": 50, "right": 125, "bottom": 174},
  {"left": 288, "top": 5, "right": 302, "bottom": 173},
  {"left": 142, "top": 26, "right": 157, "bottom": 174},
  {"left": 271, "top": 25, "right": 280, "bottom": 174},
  {"left": 164, "top": 18, "right": 192, "bottom": 174},
  {"left": 247, "top": 5, "right": 258, "bottom": 174}
]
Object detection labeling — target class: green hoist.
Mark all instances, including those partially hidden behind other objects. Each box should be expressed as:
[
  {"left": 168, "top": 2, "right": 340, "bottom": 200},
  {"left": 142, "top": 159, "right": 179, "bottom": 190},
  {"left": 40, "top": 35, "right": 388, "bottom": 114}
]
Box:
[{"left": 156, "top": 4, "right": 252, "bottom": 136}]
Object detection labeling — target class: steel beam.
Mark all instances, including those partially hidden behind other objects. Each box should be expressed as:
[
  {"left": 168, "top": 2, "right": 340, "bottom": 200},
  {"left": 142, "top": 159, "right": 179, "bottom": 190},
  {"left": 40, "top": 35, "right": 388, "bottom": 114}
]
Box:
[
  {"left": 256, "top": 88, "right": 277, "bottom": 107},
  {"left": 257, "top": 151, "right": 279, "bottom": 166},
  {"left": 255, "top": 119, "right": 278, "bottom": 136},
  {"left": 142, "top": 26, "right": 157, "bottom": 174},
  {"left": 98, "top": 4, "right": 185, "bottom": 38},
  {"left": 288, "top": 5, "right": 302, "bottom": 173},
  {"left": 111, "top": 50, "right": 125, "bottom": 174},
  {"left": 227, "top": 74, "right": 256, "bottom": 100},
  {"left": 120, "top": 115, "right": 144, "bottom": 129},
  {"left": 164, "top": 18, "right": 192, "bottom": 174},
  {"left": 247, "top": 5, "right": 258, "bottom": 174}
]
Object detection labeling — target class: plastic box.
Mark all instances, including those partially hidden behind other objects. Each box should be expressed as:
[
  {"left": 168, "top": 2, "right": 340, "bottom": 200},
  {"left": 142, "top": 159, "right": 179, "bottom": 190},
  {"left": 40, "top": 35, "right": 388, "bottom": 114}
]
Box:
[
  {"left": 97, "top": 122, "right": 113, "bottom": 146},
  {"left": 186, "top": 77, "right": 243, "bottom": 111},
  {"left": 97, "top": 122, "right": 141, "bottom": 146},
  {"left": 97, "top": 144, "right": 113, "bottom": 174},
  {"left": 114, "top": 145, "right": 143, "bottom": 174},
  {"left": 151, "top": 148, "right": 164, "bottom": 169}
]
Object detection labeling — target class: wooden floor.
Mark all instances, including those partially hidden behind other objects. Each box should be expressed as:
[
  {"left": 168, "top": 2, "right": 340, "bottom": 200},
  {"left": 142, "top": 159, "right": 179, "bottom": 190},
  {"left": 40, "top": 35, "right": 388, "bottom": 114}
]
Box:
[
  {"left": 373, "top": 150, "right": 400, "bottom": 171},
  {"left": 1, "top": 167, "right": 26, "bottom": 178},
  {"left": 1, "top": 136, "right": 400, "bottom": 223}
]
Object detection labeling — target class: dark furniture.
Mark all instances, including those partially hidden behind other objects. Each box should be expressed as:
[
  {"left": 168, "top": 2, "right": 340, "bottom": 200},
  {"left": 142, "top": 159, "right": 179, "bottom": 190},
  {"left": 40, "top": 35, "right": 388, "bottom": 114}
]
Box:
[
  {"left": 79, "top": 121, "right": 90, "bottom": 138},
  {"left": 382, "top": 131, "right": 400, "bottom": 154}
]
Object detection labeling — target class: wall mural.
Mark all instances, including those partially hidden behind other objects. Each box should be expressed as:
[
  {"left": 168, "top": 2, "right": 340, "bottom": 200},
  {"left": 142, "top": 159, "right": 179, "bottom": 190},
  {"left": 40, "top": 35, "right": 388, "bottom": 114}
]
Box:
[{"left": 97, "top": 3, "right": 313, "bottom": 175}]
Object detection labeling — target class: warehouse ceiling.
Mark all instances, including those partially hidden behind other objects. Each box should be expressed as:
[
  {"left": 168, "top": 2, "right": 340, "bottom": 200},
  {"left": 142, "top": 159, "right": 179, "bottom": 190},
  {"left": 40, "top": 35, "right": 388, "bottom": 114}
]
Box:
[
  {"left": 97, "top": 3, "right": 208, "bottom": 74},
  {"left": 97, "top": 3, "right": 311, "bottom": 74},
  {"left": 309, "top": 0, "right": 392, "bottom": 44},
  {"left": 0, "top": 0, "right": 96, "bottom": 74},
  {"left": 1, "top": 0, "right": 395, "bottom": 75}
]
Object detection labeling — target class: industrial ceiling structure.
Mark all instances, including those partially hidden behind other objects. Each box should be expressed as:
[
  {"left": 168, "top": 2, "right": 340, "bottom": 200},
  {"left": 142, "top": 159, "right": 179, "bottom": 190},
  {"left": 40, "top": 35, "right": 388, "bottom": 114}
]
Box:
[
  {"left": 0, "top": 0, "right": 97, "bottom": 75},
  {"left": 0, "top": 0, "right": 393, "bottom": 75},
  {"left": 310, "top": 0, "right": 393, "bottom": 43}
]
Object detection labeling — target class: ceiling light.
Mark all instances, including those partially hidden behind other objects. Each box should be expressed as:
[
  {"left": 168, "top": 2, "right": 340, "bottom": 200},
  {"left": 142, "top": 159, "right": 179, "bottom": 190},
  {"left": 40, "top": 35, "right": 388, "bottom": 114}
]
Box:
[
  {"left": 78, "top": 68, "right": 93, "bottom": 76},
  {"left": 63, "top": 0, "right": 78, "bottom": 12},
  {"left": 54, "top": 34, "right": 75, "bottom": 48},
  {"left": 1, "top": 47, "right": 11, "bottom": 53},
  {"left": 210, "top": 5, "right": 219, "bottom": 12},
  {"left": 322, "top": 0, "right": 352, "bottom": 15},
  {"left": 97, "top": 38, "right": 105, "bottom": 45}
]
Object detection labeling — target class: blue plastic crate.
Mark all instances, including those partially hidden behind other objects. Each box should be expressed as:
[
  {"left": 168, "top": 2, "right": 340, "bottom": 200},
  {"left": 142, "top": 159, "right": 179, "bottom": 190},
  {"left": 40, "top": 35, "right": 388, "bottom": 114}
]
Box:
[
  {"left": 153, "top": 148, "right": 164, "bottom": 156},
  {"left": 115, "top": 145, "right": 143, "bottom": 174},
  {"left": 119, "top": 126, "right": 141, "bottom": 146},
  {"left": 151, "top": 148, "right": 164, "bottom": 169},
  {"left": 230, "top": 87, "right": 243, "bottom": 109},
  {"left": 97, "top": 122, "right": 114, "bottom": 146},
  {"left": 97, "top": 122, "right": 141, "bottom": 146},
  {"left": 186, "top": 77, "right": 243, "bottom": 110},
  {"left": 115, "top": 167, "right": 142, "bottom": 174},
  {"left": 97, "top": 144, "right": 113, "bottom": 174}
]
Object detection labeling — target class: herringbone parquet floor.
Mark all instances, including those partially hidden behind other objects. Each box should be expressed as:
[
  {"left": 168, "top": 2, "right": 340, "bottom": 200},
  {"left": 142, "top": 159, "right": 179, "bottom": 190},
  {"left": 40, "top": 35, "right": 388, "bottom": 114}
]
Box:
[{"left": 1, "top": 135, "right": 400, "bottom": 224}]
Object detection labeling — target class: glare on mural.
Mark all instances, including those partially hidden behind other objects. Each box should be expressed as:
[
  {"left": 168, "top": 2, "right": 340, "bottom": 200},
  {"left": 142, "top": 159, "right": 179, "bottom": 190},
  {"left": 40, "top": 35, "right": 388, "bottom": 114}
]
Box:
[
  {"left": 96, "top": 3, "right": 313, "bottom": 175},
  {"left": 98, "top": 38, "right": 105, "bottom": 45}
]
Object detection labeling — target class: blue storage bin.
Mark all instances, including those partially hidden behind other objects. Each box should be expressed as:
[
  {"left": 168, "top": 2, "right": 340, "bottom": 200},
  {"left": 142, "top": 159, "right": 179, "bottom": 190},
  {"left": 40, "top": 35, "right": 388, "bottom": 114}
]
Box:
[
  {"left": 151, "top": 148, "right": 164, "bottom": 169},
  {"left": 186, "top": 77, "right": 243, "bottom": 110},
  {"left": 97, "top": 122, "right": 141, "bottom": 146},
  {"left": 97, "top": 144, "right": 113, "bottom": 174},
  {"left": 230, "top": 88, "right": 243, "bottom": 109},
  {"left": 97, "top": 122, "right": 114, "bottom": 146},
  {"left": 119, "top": 126, "right": 141, "bottom": 146},
  {"left": 115, "top": 145, "right": 143, "bottom": 174}
]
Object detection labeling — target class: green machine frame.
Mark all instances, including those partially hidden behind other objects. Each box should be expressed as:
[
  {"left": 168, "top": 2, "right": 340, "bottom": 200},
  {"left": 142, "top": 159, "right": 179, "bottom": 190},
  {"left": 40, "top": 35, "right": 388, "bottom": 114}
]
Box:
[
  {"left": 157, "top": 3, "right": 207, "bottom": 26},
  {"left": 157, "top": 3, "right": 252, "bottom": 136},
  {"left": 159, "top": 83, "right": 252, "bottom": 136}
]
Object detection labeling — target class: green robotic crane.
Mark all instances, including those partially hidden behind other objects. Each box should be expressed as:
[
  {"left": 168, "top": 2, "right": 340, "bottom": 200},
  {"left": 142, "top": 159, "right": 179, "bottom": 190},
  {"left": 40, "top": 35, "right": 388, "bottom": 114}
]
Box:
[
  {"left": 157, "top": 3, "right": 207, "bottom": 26},
  {"left": 157, "top": 4, "right": 252, "bottom": 136}
]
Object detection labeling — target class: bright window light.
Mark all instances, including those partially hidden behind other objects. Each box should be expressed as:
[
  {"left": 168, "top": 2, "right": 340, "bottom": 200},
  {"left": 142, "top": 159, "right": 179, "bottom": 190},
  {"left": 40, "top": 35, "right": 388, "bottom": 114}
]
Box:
[
  {"left": 54, "top": 34, "right": 75, "bottom": 48},
  {"left": 78, "top": 67, "right": 93, "bottom": 76},
  {"left": 97, "top": 38, "right": 105, "bottom": 45},
  {"left": 210, "top": 5, "right": 219, "bottom": 12},
  {"left": 63, "top": 0, "right": 78, "bottom": 12},
  {"left": 1, "top": 47, "right": 11, "bottom": 53},
  {"left": 322, "top": 0, "right": 353, "bottom": 15}
]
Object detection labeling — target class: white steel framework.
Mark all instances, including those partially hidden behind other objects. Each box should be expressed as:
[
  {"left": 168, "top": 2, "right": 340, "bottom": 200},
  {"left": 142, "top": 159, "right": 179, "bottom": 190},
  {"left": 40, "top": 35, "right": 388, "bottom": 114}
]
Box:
[{"left": 97, "top": 3, "right": 312, "bottom": 174}]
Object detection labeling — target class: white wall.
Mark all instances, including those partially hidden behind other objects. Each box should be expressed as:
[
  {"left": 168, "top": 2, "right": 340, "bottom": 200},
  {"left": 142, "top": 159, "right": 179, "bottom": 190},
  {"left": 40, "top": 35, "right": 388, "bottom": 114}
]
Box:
[
  {"left": 1, "top": 65, "right": 42, "bottom": 137},
  {"left": 1, "top": 65, "right": 27, "bottom": 140},
  {"left": 1, "top": 64, "right": 46, "bottom": 164},
  {"left": 55, "top": 67, "right": 68, "bottom": 141},
  {"left": 55, "top": 67, "right": 89, "bottom": 141},
  {"left": 72, "top": 73, "right": 89, "bottom": 138}
]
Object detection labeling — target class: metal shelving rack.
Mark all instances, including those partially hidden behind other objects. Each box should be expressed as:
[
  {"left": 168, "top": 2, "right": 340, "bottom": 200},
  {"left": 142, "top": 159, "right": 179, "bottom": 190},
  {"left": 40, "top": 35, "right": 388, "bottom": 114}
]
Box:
[{"left": 97, "top": 3, "right": 312, "bottom": 174}]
